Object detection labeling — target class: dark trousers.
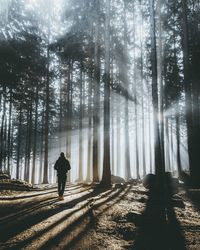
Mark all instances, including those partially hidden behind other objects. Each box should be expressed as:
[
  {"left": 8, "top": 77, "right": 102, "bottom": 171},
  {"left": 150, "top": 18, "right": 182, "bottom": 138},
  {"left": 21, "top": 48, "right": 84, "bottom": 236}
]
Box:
[{"left": 58, "top": 175, "right": 67, "bottom": 196}]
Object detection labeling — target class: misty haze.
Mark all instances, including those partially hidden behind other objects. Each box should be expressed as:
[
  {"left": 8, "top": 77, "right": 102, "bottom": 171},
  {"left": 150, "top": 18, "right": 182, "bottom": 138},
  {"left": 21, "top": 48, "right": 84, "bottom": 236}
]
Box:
[{"left": 0, "top": 0, "right": 199, "bottom": 249}]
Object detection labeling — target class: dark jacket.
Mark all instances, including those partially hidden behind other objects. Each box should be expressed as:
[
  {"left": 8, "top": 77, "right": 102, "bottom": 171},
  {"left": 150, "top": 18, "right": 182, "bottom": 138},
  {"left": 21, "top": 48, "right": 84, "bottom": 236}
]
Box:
[{"left": 54, "top": 156, "right": 71, "bottom": 176}]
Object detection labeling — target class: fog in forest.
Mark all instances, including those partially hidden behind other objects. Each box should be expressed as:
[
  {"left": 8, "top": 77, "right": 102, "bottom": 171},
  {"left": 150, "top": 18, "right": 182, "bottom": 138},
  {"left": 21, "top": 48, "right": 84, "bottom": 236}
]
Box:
[{"left": 1, "top": 0, "right": 199, "bottom": 186}]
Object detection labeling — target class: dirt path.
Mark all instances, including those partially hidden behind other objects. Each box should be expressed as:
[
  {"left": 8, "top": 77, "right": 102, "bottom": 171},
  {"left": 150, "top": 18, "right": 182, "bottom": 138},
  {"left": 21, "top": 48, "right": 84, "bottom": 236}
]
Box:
[{"left": 0, "top": 184, "right": 199, "bottom": 250}]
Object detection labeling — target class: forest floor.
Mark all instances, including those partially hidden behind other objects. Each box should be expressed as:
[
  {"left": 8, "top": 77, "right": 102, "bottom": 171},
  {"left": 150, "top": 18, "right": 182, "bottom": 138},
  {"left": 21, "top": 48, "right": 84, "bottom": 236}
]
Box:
[{"left": 0, "top": 181, "right": 199, "bottom": 250}]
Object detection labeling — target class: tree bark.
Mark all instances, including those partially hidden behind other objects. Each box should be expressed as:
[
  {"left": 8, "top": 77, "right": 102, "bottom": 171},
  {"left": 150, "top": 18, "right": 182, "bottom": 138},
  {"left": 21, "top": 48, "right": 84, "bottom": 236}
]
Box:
[
  {"left": 123, "top": 0, "right": 131, "bottom": 180},
  {"left": 150, "top": 0, "right": 165, "bottom": 185},
  {"left": 0, "top": 87, "right": 6, "bottom": 171},
  {"left": 43, "top": 46, "right": 50, "bottom": 184},
  {"left": 16, "top": 106, "right": 22, "bottom": 179},
  {"left": 7, "top": 90, "right": 12, "bottom": 174},
  {"left": 176, "top": 109, "right": 182, "bottom": 176},
  {"left": 39, "top": 104, "right": 45, "bottom": 184},
  {"left": 140, "top": 0, "right": 146, "bottom": 177},
  {"left": 32, "top": 82, "right": 39, "bottom": 184},
  {"left": 86, "top": 66, "right": 92, "bottom": 181},
  {"left": 182, "top": 0, "right": 200, "bottom": 187},
  {"left": 93, "top": 0, "right": 100, "bottom": 182},
  {"left": 66, "top": 60, "right": 73, "bottom": 182},
  {"left": 101, "top": 0, "right": 111, "bottom": 187},
  {"left": 78, "top": 64, "right": 84, "bottom": 181}
]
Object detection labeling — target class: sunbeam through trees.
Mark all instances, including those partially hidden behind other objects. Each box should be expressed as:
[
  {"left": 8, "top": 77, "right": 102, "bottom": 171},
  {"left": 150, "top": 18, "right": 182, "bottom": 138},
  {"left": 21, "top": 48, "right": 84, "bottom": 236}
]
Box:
[
  {"left": 0, "top": 0, "right": 200, "bottom": 187},
  {"left": 0, "top": 1, "right": 200, "bottom": 249}
]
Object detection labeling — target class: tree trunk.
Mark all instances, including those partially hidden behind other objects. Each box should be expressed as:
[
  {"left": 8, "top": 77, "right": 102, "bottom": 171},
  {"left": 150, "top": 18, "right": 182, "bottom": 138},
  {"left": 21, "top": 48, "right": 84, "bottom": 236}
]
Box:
[
  {"left": 32, "top": 82, "right": 39, "bottom": 184},
  {"left": 111, "top": 98, "right": 115, "bottom": 175},
  {"left": 43, "top": 46, "right": 50, "bottom": 184},
  {"left": 133, "top": 30, "right": 139, "bottom": 179},
  {"left": 158, "top": 0, "right": 166, "bottom": 175},
  {"left": 78, "top": 64, "right": 83, "bottom": 181},
  {"left": 123, "top": 1, "right": 131, "bottom": 180},
  {"left": 182, "top": 0, "right": 200, "bottom": 187},
  {"left": 24, "top": 110, "right": 30, "bottom": 182},
  {"left": 176, "top": 110, "right": 182, "bottom": 176},
  {"left": 148, "top": 93, "right": 153, "bottom": 174},
  {"left": 59, "top": 75, "right": 63, "bottom": 153},
  {"left": 101, "top": 0, "right": 111, "bottom": 187},
  {"left": 116, "top": 103, "right": 121, "bottom": 176},
  {"left": 165, "top": 117, "right": 170, "bottom": 172},
  {"left": 0, "top": 88, "right": 6, "bottom": 171},
  {"left": 66, "top": 60, "right": 73, "bottom": 182},
  {"left": 16, "top": 106, "right": 22, "bottom": 180},
  {"left": 39, "top": 104, "right": 45, "bottom": 184},
  {"left": 3, "top": 115, "right": 7, "bottom": 171},
  {"left": 26, "top": 99, "right": 33, "bottom": 183},
  {"left": 93, "top": 0, "right": 100, "bottom": 182},
  {"left": 86, "top": 68, "right": 92, "bottom": 181},
  {"left": 170, "top": 119, "right": 174, "bottom": 173},
  {"left": 140, "top": 1, "right": 146, "bottom": 177},
  {"left": 7, "top": 90, "right": 12, "bottom": 174},
  {"left": 150, "top": 0, "right": 165, "bottom": 185}
]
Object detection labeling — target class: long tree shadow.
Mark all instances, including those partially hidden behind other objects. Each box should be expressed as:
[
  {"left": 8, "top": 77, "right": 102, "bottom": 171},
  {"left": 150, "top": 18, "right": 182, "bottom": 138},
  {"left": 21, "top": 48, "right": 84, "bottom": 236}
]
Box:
[
  {"left": 0, "top": 190, "right": 57, "bottom": 200},
  {"left": 0, "top": 184, "right": 84, "bottom": 201},
  {"left": 132, "top": 187, "right": 186, "bottom": 250},
  {"left": 1, "top": 185, "right": 130, "bottom": 250},
  {"left": 0, "top": 200, "right": 91, "bottom": 250},
  {"left": 39, "top": 184, "right": 131, "bottom": 250},
  {"left": 0, "top": 184, "right": 117, "bottom": 244},
  {"left": 0, "top": 185, "right": 91, "bottom": 219}
]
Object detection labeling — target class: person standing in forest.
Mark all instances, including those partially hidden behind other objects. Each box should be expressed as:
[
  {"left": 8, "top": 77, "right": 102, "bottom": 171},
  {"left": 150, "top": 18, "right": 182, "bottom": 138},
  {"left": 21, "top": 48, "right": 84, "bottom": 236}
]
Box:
[{"left": 54, "top": 152, "right": 71, "bottom": 200}]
